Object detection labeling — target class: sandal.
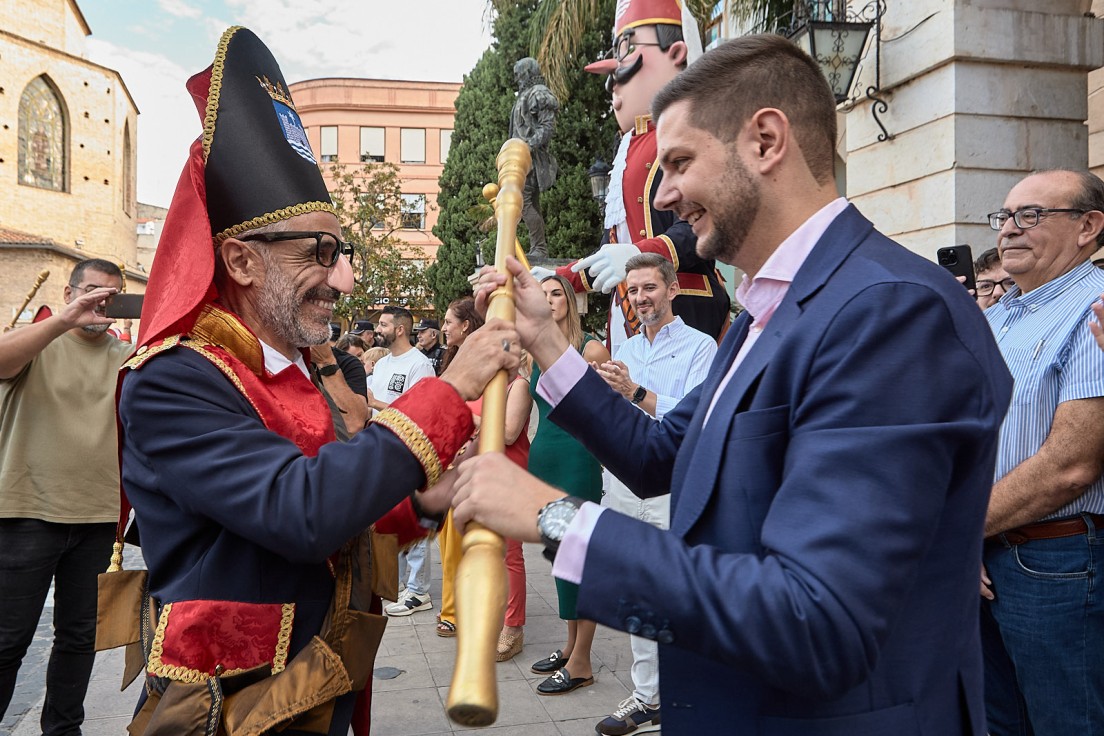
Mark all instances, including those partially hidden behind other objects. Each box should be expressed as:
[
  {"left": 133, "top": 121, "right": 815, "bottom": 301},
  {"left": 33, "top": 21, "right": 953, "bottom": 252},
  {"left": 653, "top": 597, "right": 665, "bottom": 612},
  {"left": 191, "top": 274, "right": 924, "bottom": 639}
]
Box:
[
  {"left": 436, "top": 619, "right": 457, "bottom": 638},
  {"left": 495, "top": 627, "right": 524, "bottom": 662}
]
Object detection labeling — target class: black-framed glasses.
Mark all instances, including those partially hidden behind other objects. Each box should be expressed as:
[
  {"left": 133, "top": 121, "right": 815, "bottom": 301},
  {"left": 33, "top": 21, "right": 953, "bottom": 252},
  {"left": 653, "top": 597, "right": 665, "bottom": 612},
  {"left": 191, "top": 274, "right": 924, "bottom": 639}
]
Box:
[
  {"left": 975, "top": 277, "right": 1016, "bottom": 297},
  {"left": 613, "top": 30, "right": 662, "bottom": 62},
  {"left": 238, "top": 231, "right": 354, "bottom": 268},
  {"left": 987, "top": 208, "right": 1088, "bottom": 231}
]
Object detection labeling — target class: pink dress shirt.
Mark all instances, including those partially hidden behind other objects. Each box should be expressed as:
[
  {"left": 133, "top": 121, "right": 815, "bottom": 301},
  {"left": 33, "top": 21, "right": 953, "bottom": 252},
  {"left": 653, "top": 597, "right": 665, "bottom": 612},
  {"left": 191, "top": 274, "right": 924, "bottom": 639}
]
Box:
[{"left": 541, "top": 198, "right": 849, "bottom": 584}]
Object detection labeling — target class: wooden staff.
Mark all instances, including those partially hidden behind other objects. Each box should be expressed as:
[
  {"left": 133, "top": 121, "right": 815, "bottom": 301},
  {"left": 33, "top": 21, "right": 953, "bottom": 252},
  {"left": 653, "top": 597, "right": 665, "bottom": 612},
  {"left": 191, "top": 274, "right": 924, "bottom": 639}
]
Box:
[
  {"left": 6, "top": 270, "right": 50, "bottom": 331},
  {"left": 446, "top": 138, "right": 532, "bottom": 727}
]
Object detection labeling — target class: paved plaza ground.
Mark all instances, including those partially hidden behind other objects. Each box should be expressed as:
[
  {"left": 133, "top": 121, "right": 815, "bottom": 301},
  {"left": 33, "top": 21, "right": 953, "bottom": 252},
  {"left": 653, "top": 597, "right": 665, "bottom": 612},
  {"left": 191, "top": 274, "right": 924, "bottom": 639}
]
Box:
[{"left": 4, "top": 543, "right": 649, "bottom": 736}]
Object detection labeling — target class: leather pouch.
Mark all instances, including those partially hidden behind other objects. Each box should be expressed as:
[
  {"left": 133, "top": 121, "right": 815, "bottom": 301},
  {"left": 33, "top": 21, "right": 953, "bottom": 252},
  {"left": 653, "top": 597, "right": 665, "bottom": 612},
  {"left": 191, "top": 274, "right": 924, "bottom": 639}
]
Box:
[{"left": 95, "top": 569, "right": 148, "bottom": 651}]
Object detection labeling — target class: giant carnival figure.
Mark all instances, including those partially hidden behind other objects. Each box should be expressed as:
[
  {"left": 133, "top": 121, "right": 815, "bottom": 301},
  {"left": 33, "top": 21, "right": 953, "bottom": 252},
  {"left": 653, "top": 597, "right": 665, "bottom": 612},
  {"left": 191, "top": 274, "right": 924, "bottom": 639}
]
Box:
[{"left": 535, "top": 0, "right": 730, "bottom": 356}]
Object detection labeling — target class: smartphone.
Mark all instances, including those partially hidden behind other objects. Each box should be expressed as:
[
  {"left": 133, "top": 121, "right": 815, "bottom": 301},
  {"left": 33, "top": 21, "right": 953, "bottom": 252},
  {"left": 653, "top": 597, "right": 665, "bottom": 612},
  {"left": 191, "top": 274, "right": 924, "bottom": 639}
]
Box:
[
  {"left": 104, "top": 293, "right": 144, "bottom": 319},
  {"left": 936, "top": 245, "right": 975, "bottom": 292}
]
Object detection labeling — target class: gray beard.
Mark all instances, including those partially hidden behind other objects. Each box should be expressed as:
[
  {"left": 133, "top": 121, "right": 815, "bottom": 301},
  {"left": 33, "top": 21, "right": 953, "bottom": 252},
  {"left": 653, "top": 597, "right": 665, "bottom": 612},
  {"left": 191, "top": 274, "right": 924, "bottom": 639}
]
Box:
[
  {"left": 255, "top": 251, "right": 332, "bottom": 348},
  {"left": 82, "top": 323, "right": 110, "bottom": 335}
]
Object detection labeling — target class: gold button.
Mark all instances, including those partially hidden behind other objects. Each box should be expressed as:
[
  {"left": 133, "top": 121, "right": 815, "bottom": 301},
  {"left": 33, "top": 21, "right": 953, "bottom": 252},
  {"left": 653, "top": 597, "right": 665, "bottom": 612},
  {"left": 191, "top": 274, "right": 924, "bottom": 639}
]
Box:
[
  {"left": 644, "top": 162, "right": 652, "bottom": 169},
  {"left": 639, "top": 230, "right": 647, "bottom": 237},
  {"left": 136, "top": 345, "right": 148, "bottom": 355},
  {"left": 637, "top": 197, "right": 644, "bottom": 203}
]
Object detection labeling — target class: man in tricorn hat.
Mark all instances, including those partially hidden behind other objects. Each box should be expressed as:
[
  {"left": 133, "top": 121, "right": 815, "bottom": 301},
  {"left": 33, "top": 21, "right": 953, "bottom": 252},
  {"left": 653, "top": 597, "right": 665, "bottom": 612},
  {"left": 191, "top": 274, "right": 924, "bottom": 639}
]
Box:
[
  {"left": 110, "top": 27, "right": 516, "bottom": 736},
  {"left": 535, "top": 0, "right": 730, "bottom": 358}
]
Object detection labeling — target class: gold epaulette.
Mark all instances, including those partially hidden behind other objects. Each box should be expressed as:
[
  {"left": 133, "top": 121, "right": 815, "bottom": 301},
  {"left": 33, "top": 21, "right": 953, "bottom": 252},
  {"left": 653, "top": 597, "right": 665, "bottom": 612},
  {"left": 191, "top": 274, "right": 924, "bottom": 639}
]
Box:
[{"left": 121, "top": 335, "right": 183, "bottom": 371}]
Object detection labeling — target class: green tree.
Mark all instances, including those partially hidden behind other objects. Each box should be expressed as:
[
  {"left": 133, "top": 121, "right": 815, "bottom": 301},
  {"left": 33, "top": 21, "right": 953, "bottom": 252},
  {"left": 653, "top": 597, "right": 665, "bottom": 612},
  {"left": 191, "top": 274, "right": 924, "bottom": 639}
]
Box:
[
  {"left": 430, "top": 0, "right": 618, "bottom": 329},
  {"left": 327, "top": 161, "right": 433, "bottom": 321}
]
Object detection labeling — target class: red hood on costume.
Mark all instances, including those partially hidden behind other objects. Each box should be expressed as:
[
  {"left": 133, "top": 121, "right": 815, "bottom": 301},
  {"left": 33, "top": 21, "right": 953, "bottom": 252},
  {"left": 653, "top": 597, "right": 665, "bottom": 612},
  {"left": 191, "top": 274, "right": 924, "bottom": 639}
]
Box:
[{"left": 135, "top": 68, "right": 217, "bottom": 350}]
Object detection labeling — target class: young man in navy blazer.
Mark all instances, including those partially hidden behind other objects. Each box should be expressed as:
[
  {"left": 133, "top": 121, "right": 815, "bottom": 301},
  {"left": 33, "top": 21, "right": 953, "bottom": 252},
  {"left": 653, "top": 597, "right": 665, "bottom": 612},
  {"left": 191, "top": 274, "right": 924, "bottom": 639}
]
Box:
[{"left": 456, "top": 34, "right": 1012, "bottom": 735}]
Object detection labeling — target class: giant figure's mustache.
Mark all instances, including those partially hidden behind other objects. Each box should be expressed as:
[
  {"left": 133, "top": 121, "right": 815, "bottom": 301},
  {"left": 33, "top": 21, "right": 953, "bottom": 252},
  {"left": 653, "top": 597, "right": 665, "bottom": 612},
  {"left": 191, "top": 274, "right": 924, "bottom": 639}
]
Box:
[{"left": 605, "top": 54, "right": 644, "bottom": 94}]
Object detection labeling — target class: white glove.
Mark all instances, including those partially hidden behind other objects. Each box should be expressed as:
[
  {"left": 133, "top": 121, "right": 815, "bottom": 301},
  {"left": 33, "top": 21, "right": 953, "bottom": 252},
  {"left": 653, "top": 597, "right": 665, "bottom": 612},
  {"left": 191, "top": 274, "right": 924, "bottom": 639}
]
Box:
[
  {"left": 572, "top": 243, "right": 641, "bottom": 293},
  {"left": 530, "top": 266, "right": 555, "bottom": 282}
]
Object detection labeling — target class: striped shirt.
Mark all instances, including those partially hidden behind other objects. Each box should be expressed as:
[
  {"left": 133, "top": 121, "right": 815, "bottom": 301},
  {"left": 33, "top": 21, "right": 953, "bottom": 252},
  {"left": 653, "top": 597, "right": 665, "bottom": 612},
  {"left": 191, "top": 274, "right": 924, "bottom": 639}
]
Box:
[
  {"left": 986, "top": 259, "right": 1104, "bottom": 518},
  {"left": 613, "top": 316, "right": 717, "bottom": 420}
]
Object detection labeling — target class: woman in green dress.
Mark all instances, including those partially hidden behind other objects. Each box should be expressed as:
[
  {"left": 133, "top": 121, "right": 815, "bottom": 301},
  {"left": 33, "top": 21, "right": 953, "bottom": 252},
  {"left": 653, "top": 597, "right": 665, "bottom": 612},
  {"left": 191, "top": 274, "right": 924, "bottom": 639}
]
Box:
[{"left": 528, "top": 274, "right": 611, "bottom": 695}]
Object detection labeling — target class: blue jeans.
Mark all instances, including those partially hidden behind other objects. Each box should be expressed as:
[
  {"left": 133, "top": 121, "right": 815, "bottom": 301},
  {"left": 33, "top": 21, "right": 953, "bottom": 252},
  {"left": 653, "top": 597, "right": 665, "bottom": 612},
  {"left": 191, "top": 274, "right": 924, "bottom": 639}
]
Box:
[
  {"left": 981, "top": 516, "right": 1104, "bottom": 736},
  {"left": 0, "top": 519, "right": 115, "bottom": 736},
  {"left": 397, "top": 538, "right": 430, "bottom": 597}
]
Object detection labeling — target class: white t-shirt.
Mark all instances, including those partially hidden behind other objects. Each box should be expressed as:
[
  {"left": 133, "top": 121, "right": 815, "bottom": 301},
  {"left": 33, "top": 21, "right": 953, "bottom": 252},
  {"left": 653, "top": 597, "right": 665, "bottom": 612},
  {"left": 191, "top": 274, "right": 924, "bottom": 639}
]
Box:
[{"left": 369, "top": 348, "right": 435, "bottom": 408}]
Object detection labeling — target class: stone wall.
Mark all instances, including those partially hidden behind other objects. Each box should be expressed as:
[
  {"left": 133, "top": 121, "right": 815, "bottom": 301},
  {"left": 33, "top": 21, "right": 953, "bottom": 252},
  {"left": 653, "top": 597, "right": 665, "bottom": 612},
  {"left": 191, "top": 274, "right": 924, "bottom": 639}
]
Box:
[
  {"left": 845, "top": 0, "right": 1103, "bottom": 261},
  {"left": 0, "top": 13, "right": 138, "bottom": 270}
]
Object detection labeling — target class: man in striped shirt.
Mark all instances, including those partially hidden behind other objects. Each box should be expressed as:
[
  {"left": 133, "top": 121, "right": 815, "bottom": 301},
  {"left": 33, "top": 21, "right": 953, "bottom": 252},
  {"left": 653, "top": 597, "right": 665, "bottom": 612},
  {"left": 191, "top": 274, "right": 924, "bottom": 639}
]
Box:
[{"left": 981, "top": 169, "right": 1104, "bottom": 736}]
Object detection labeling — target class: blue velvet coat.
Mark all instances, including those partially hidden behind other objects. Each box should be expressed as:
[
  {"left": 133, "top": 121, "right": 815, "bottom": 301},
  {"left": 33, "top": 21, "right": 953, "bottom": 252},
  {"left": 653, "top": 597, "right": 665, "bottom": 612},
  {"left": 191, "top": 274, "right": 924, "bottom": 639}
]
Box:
[{"left": 117, "top": 347, "right": 433, "bottom": 734}]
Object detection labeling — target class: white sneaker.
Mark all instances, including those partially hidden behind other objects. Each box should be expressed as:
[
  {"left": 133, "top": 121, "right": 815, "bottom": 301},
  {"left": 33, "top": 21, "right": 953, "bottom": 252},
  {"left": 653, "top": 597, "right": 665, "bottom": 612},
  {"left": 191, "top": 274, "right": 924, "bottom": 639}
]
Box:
[{"left": 384, "top": 591, "right": 432, "bottom": 616}]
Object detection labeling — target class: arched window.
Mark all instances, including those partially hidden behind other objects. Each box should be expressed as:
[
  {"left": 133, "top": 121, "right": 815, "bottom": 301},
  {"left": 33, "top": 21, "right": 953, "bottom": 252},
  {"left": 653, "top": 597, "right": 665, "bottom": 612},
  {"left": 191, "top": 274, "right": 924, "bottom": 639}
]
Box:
[
  {"left": 123, "top": 121, "right": 134, "bottom": 213},
  {"left": 18, "top": 76, "right": 67, "bottom": 192}
]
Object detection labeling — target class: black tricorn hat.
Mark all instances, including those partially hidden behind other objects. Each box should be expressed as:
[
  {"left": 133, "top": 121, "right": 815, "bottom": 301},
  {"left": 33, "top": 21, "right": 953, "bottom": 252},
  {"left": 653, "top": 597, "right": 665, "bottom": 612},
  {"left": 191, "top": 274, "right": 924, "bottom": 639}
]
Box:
[
  {"left": 204, "top": 27, "right": 334, "bottom": 241},
  {"left": 138, "top": 26, "right": 336, "bottom": 348}
]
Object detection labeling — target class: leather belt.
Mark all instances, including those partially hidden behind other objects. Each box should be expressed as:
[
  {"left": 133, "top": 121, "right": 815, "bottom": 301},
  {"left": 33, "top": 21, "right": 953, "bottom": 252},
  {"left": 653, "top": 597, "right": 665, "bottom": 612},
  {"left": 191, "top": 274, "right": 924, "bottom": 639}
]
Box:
[{"left": 999, "top": 513, "right": 1104, "bottom": 545}]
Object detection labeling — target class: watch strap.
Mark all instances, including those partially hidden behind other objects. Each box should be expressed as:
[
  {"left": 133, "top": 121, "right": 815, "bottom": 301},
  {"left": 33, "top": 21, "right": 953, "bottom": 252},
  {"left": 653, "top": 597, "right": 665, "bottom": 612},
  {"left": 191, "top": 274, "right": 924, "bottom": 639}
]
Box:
[{"left": 317, "top": 363, "right": 340, "bottom": 377}]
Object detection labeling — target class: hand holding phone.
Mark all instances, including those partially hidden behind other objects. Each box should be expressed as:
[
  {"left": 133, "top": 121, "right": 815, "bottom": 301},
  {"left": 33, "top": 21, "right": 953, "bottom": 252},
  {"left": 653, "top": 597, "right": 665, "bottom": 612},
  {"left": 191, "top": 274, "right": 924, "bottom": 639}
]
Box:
[
  {"left": 937, "top": 245, "right": 975, "bottom": 292},
  {"left": 104, "top": 293, "right": 144, "bottom": 319}
]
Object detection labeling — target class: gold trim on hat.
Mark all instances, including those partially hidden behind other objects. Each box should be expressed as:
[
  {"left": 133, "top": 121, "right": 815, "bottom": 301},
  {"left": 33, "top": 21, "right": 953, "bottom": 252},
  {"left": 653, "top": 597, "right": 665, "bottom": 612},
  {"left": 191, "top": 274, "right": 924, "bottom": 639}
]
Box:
[
  {"left": 214, "top": 201, "right": 338, "bottom": 243},
  {"left": 202, "top": 25, "right": 243, "bottom": 164},
  {"left": 619, "top": 16, "right": 683, "bottom": 35}
]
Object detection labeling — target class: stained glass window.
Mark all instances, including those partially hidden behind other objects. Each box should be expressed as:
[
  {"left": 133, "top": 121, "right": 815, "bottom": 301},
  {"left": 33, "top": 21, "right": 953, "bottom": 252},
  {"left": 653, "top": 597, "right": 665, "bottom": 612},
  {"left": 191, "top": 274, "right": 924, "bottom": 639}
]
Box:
[{"left": 18, "top": 76, "right": 67, "bottom": 192}]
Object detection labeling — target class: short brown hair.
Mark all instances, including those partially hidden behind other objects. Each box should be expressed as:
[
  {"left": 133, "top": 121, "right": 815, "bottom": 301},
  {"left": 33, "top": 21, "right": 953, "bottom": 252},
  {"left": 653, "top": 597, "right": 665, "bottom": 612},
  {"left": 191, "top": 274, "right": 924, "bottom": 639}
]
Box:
[
  {"left": 973, "top": 247, "right": 1000, "bottom": 274},
  {"left": 625, "top": 252, "right": 677, "bottom": 287},
  {"left": 651, "top": 34, "right": 838, "bottom": 184}
]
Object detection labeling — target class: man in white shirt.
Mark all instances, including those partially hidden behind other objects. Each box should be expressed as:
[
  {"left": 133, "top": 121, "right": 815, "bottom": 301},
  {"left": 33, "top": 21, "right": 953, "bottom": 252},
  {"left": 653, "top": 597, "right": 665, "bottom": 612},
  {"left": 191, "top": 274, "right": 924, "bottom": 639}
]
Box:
[
  {"left": 370, "top": 306, "right": 437, "bottom": 616},
  {"left": 593, "top": 252, "right": 716, "bottom": 735}
]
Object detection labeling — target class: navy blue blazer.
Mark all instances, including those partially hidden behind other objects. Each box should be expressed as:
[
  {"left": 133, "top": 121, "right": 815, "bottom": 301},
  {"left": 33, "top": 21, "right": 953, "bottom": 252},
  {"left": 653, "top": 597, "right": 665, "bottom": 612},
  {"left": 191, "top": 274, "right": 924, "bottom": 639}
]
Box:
[{"left": 551, "top": 206, "right": 1012, "bottom": 735}]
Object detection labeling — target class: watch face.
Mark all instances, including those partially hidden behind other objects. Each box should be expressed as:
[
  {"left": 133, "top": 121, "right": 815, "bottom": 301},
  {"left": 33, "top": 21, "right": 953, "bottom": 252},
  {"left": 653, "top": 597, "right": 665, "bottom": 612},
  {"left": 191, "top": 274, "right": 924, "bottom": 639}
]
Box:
[{"left": 540, "top": 500, "right": 579, "bottom": 541}]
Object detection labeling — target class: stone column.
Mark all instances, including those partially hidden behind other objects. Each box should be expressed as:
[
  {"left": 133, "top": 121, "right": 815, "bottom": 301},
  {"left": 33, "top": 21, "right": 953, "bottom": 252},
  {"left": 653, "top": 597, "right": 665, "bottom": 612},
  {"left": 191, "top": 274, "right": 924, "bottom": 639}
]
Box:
[{"left": 844, "top": 0, "right": 1103, "bottom": 261}]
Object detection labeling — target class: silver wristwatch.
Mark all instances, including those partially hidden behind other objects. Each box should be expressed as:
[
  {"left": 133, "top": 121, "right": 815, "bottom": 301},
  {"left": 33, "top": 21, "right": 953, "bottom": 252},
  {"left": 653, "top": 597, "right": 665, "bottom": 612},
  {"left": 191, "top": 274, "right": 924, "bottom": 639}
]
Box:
[{"left": 537, "top": 496, "right": 584, "bottom": 561}]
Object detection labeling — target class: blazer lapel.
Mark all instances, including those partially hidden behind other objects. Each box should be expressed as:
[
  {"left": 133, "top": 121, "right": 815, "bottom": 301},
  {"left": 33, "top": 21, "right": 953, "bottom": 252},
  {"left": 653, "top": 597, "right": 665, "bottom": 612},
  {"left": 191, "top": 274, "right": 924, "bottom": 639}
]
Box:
[
  {"left": 668, "top": 205, "right": 876, "bottom": 538},
  {"left": 668, "top": 313, "right": 748, "bottom": 506}
]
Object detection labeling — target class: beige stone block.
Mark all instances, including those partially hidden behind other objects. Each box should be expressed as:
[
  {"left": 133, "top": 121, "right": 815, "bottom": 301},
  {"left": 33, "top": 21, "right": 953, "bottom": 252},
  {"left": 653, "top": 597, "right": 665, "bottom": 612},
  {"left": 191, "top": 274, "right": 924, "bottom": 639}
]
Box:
[
  {"left": 955, "top": 63, "right": 1090, "bottom": 120},
  {"left": 1089, "top": 130, "right": 1104, "bottom": 170},
  {"left": 1088, "top": 80, "right": 1104, "bottom": 134},
  {"left": 953, "top": 6, "right": 1104, "bottom": 69},
  {"left": 849, "top": 169, "right": 958, "bottom": 236},
  {"left": 956, "top": 116, "right": 1088, "bottom": 171},
  {"left": 971, "top": 0, "right": 1092, "bottom": 13},
  {"left": 875, "top": 4, "right": 1103, "bottom": 93},
  {"left": 953, "top": 168, "right": 1025, "bottom": 224},
  {"left": 846, "top": 115, "right": 956, "bottom": 197},
  {"left": 846, "top": 63, "right": 955, "bottom": 150},
  {"left": 875, "top": 3, "right": 956, "bottom": 91}
]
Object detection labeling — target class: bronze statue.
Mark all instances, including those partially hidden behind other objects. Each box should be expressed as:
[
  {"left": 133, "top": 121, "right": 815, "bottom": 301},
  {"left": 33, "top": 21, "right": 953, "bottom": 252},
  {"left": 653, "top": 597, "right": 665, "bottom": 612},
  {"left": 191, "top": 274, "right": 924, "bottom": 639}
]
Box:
[{"left": 509, "top": 58, "right": 558, "bottom": 258}]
